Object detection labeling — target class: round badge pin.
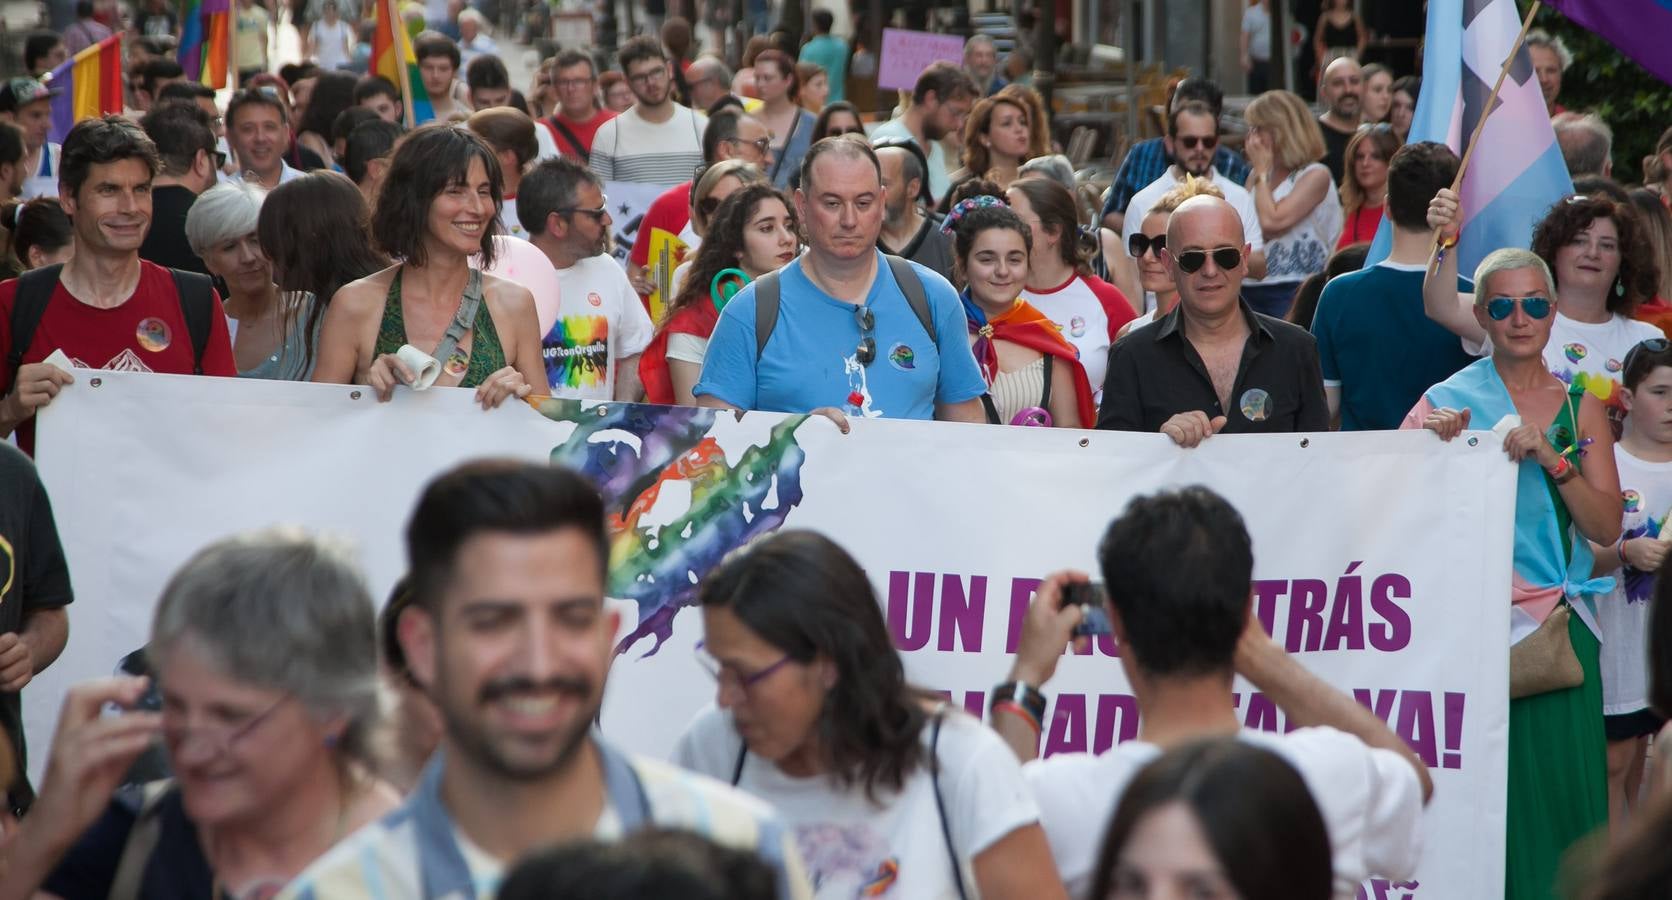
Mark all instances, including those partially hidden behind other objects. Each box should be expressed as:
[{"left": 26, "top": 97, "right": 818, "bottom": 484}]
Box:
[
  {"left": 1239, "top": 388, "right": 1272, "bottom": 422},
  {"left": 444, "top": 351, "right": 469, "bottom": 377},
  {"left": 136, "top": 317, "right": 172, "bottom": 352}
]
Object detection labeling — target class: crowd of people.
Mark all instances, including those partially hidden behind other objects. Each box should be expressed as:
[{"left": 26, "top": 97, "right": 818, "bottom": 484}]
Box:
[{"left": 4, "top": 2, "right": 1672, "bottom": 897}]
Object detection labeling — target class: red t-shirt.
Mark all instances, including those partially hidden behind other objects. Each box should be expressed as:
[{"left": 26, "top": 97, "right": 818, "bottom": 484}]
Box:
[
  {"left": 628, "top": 181, "right": 695, "bottom": 307},
  {"left": 1338, "top": 203, "right": 1384, "bottom": 249},
  {"left": 544, "top": 108, "right": 618, "bottom": 160},
  {"left": 0, "top": 261, "right": 236, "bottom": 454}
]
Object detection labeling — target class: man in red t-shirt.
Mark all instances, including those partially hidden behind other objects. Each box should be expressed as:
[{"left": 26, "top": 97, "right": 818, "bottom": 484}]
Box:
[
  {"left": 626, "top": 109, "right": 772, "bottom": 306},
  {"left": 0, "top": 115, "right": 236, "bottom": 454},
  {"left": 544, "top": 49, "right": 617, "bottom": 163}
]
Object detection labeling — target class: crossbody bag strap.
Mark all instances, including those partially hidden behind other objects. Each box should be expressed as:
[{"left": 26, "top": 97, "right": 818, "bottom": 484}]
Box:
[
  {"left": 109, "top": 781, "right": 176, "bottom": 900},
  {"left": 928, "top": 706, "right": 969, "bottom": 900},
  {"left": 548, "top": 117, "right": 590, "bottom": 163},
  {"left": 429, "top": 268, "right": 485, "bottom": 368}
]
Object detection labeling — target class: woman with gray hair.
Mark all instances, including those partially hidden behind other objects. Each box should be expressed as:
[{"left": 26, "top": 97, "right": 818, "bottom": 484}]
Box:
[
  {"left": 185, "top": 181, "right": 311, "bottom": 380},
  {"left": 0, "top": 528, "right": 400, "bottom": 900},
  {"left": 1405, "top": 247, "right": 1620, "bottom": 900}
]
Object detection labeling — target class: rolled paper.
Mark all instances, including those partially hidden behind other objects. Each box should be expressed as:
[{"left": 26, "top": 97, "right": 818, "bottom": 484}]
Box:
[{"left": 395, "top": 344, "right": 442, "bottom": 391}]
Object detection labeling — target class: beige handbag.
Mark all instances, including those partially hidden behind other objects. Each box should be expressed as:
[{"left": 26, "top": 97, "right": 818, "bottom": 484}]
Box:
[{"left": 1509, "top": 605, "right": 1584, "bottom": 699}]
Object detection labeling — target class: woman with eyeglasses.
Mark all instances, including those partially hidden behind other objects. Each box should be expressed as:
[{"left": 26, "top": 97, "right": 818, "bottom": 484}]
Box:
[
  {"left": 642, "top": 183, "right": 797, "bottom": 405},
  {"left": 1116, "top": 176, "right": 1226, "bottom": 337},
  {"left": 311, "top": 124, "right": 545, "bottom": 409},
  {"left": 1406, "top": 247, "right": 1621, "bottom": 900},
  {"left": 1424, "top": 190, "right": 1664, "bottom": 439},
  {"left": 811, "top": 102, "right": 866, "bottom": 142},
  {"left": 673, "top": 530, "right": 1068, "bottom": 900},
  {"left": 1007, "top": 176, "right": 1135, "bottom": 405},
  {"left": 0, "top": 529, "right": 399, "bottom": 900},
  {"left": 1241, "top": 90, "right": 1344, "bottom": 318},
  {"left": 752, "top": 50, "right": 817, "bottom": 190},
  {"left": 1337, "top": 125, "right": 1398, "bottom": 250}
]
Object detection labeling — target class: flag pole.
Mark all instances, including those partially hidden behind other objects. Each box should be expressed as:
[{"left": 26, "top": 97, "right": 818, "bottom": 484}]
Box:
[
  {"left": 393, "top": 6, "right": 416, "bottom": 126},
  {"left": 226, "top": 1, "right": 238, "bottom": 89},
  {"left": 1430, "top": 0, "right": 1544, "bottom": 268}
]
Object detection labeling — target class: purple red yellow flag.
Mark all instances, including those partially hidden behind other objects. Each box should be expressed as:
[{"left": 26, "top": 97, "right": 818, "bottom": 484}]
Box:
[{"left": 46, "top": 33, "right": 123, "bottom": 144}]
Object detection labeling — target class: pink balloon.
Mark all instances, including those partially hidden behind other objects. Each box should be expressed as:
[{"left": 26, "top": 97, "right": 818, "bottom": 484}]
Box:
[{"left": 471, "top": 235, "right": 563, "bottom": 337}]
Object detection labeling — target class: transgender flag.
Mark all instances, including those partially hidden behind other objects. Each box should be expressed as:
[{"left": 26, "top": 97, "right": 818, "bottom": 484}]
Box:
[
  {"left": 1545, "top": 0, "right": 1672, "bottom": 86},
  {"left": 45, "top": 33, "right": 124, "bottom": 145},
  {"left": 1364, "top": 0, "right": 1573, "bottom": 277}
]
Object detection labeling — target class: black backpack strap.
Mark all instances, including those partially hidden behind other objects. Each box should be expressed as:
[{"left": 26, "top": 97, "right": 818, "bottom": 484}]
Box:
[
  {"left": 1039, "top": 352, "right": 1054, "bottom": 411},
  {"left": 929, "top": 708, "right": 969, "bottom": 900},
  {"left": 883, "top": 254, "right": 936, "bottom": 343},
  {"left": 980, "top": 393, "right": 1000, "bottom": 424},
  {"left": 753, "top": 268, "right": 783, "bottom": 359},
  {"left": 730, "top": 742, "right": 747, "bottom": 786},
  {"left": 168, "top": 269, "right": 216, "bottom": 375},
  {"left": 5, "top": 264, "right": 65, "bottom": 395}
]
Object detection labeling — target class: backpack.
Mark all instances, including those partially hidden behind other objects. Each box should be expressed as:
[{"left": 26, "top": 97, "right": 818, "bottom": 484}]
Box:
[
  {"left": 4, "top": 264, "right": 215, "bottom": 394},
  {"left": 751, "top": 254, "right": 935, "bottom": 358}
]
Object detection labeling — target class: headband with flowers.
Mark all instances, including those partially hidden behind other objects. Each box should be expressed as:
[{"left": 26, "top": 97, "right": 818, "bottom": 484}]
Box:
[{"left": 939, "top": 194, "right": 1009, "bottom": 235}]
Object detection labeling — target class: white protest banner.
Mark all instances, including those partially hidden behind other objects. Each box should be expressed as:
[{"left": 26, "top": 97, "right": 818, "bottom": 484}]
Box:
[{"left": 30, "top": 371, "right": 1513, "bottom": 900}]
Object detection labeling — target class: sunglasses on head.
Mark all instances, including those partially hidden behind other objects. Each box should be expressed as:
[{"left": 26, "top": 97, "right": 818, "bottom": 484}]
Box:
[
  {"left": 854, "top": 304, "right": 876, "bottom": 366},
  {"left": 1622, "top": 337, "right": 1672, "bottom": 374},
  {"left": 1174, "top": 246, "right": 1242, "bottom": 274},
  {"left": 1128, "top": 233, "right": 1166, "bottom": 258},
  {"left": 1174, "top": 134, "right": 1218, "bottom": 150},
  {"left": 1482, "top": 296, "right": 1552, "bottom": 320}
]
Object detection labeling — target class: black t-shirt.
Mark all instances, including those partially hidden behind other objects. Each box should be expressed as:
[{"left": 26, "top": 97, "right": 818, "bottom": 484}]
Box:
[
  {"left": 0, "top": 442, "right": 72, "bottom": 807},
  {"left": 43, "top": 783, "right": 215, "bottom": 900},
  {"left": 1320, "top": 118, "right": 1353, "bottom": 187},
  {"left": 138, "top": 185, "right": 209, "bottom": 277}
]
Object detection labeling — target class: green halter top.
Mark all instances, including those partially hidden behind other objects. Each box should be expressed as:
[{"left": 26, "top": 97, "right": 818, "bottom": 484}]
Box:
[{"left": 372, "top": 266, "right": 507, "bottom": 388}]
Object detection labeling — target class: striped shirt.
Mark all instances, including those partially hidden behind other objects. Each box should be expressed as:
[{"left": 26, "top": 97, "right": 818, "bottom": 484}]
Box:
[
  {"left": 588, "top": 105, "right": 708, "bottom": 185},
  {"left": 278, "top": 740, "right": 813, "bottom": 900},
  {"left": 1100, "top": 137, "right": 1252, "bottom": 219}
]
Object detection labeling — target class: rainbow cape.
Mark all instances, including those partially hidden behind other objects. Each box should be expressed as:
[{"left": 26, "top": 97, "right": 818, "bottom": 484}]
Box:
[{"left": 46, "top": 33, "right": 123, "bottom": 144}]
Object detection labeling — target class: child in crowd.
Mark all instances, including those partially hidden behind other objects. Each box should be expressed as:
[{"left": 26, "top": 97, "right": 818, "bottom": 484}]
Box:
[{"left": 1592, "top": 337, "right": 1672, "bottom": 829}]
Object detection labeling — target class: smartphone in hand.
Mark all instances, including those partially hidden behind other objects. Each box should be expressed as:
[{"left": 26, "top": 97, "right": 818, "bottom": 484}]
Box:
[{"left": 1062, "top": 582, "right": 1112, "bottom": 637}]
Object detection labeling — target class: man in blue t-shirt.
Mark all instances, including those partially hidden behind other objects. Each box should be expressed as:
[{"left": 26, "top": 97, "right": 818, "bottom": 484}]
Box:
[
  {"left": 1311, "top": 142, "right": 1476, "bottom": 431},
  {"left": 695, "top": 137, "right": 988, "bottom": 423}
]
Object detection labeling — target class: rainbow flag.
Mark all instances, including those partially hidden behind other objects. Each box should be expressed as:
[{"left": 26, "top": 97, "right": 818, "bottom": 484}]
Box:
[
  {"left": 178, "top": 0, "right": 232, "bottom": 89},
  {"left": 45, "top": 33, "right": 124, "bottom": 145},
  {"left": 371, "top": 0, "right": 434, "bottom": 124}
]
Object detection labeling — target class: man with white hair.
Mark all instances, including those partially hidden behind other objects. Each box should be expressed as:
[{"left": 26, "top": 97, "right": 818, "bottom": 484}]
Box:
[
  {"left": 456, "top": 8, "right": 497, "bottom": 66},
  {"left": 1526, "top": 29, "right": 1572, "bottom": 117},
  {"left": 1554, "top": 112, "right": 1613, "bottom": 178},
  {"left": 1096, "top": 195, "right": 1328, "bottom": 444},
  {"left": 964, "top": 34, "right": 1005, "bottom": 96}
]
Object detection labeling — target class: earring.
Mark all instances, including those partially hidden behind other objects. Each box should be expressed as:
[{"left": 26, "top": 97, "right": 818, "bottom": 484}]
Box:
[{"left": 1616, "top": 278, "right": 1626, "bottom": 298}]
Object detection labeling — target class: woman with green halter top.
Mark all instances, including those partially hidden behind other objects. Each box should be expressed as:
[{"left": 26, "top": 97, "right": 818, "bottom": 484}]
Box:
[{"left": 311, "top": 125, "right": 545, "bottom": 408}]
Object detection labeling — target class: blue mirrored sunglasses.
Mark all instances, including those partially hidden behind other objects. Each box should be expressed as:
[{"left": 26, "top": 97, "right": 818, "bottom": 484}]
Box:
[{"left": 1484, "top": 296, "right": 1552, "bottom": 321}]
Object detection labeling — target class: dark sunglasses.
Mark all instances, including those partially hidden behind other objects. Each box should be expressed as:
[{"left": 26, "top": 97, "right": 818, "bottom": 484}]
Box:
[
  {"left": 1482, "top": 296, "right": 1552, "bottom": 321},
  {"left": 1175, "top": 134, "right": 1218, "bottom": 150},
  {"left": 560, "top": 194, "right": 611, "bottom": 220},
  {"left": 1128, "top": 233, "right": 1167, "bottom": 258},
  {"left": 1622, "top": 337, "right": 1672, "bottom": 374},
  {"left": 854, "top": 304, "right": 876, "bottom": 366},
  {"left": 1174, "top": 246, "right": 1242, "bottom": 274}
]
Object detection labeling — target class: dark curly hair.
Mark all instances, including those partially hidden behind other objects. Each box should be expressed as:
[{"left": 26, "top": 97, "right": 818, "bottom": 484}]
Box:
[
  {"left": 1531, "top": 193, "right": 1659, "bottom": 316},
  {"left": 661, "top": 184, "right": 795, "bottom": 324},
  {"left": 947, "top": 181, "right": 1032, "bottom": 286},
  {"left": 371, "top": 124, "right": 502, "bottom": 269},
  {"left": 698, "top": 530, "right": 936, "bottom": 803}
]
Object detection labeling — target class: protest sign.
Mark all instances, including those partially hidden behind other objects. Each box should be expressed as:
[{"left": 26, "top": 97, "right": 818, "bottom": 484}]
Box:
[
  {"left": 31, "top": 372, "right": 1513, "bottom": 898},
  {"left": 878, "top": 28, "right": 966, "bottom": 91}
]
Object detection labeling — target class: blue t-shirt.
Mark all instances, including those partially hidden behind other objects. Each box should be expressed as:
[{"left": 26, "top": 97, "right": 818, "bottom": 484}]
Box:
[
  {"left": 1311, "top": 261, "right": 1476, "bottom": 431},
  {"left": 694, "top": 252, "right": 987, "bottom": 420}
]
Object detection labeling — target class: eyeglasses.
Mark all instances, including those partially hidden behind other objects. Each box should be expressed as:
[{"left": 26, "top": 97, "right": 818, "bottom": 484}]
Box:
[
  {"left": 1129, "top": 233, "right": 1167, "bottom": 258},
  {"left": 1482, "top": 296, "right": 1553, "bottom": 320},
  {"left": 729, "top": 135, "right": 773, "bottom": 156},
  {"left": 1174, "top": 134, "right": 1218, "bottom": 150},
  {"left": 1624, "top": 337, "right": 1672, "bottom": 374},
  {"left": 627, "top": 67, "right": 668, "bottom": 87},
  {"left": 854, "top": 304, "right": 876, "bottom": 366},
  {"left": 695, "top": 640, "right": 793, "bottom": 693},
  {"left": 555, "top": 77, "right": 594, "bottom": 89},
  {"left": 825, "top": 126, "right": 865, "bottom": 137},
  {"left": 162, "top": 695, "right": 290, "bottom": 758},
  {"left": 1174, "top": 246, "right": 1242, "bottom": 274},
  {"left": 560, "top": 194, "right": 610, "bottom": 220}
]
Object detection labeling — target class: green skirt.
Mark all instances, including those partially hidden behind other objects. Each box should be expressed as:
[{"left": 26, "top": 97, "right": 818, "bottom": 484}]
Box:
[{"left": 1504, "top": 611, "right": 1607, "bottom": 900}]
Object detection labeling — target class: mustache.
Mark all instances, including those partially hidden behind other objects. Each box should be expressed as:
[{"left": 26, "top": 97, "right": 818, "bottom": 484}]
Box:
[{"left": 480, "top": 675, "right": 592, "bottom": 703}]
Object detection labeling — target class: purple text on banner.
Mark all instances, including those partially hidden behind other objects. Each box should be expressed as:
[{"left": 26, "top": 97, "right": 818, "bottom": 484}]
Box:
[{"left": 878, "top": 28, "right": 966, "bottom": 91}]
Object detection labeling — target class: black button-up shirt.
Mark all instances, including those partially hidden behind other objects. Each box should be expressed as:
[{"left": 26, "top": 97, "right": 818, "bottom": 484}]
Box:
[{"left": 1096, "top": 300, "right": 1330, "bottom": 434}]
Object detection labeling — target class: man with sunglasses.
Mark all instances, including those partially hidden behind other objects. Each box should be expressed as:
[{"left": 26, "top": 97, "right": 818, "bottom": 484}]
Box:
[
  {"left": 1311, "top": 141, "right": 1475, "bottom": 431},
  {"left": 137, "top": 100, "right": 218, "bottom": 276},
  {"left": 590, "top": 35, "right": 708, "bottom": 186},
  {"left": 1099, "top": 77, "right": 1252, "bottom": 234},
  {"left": 520, "top": 157, "right": 654, "bottom": 402},
  {"left": 1122, "top": 102, "right": 1267, "bottom": 282},
  {"left": 1097, "top": 196, "right": 1327, "bottom": 444},
  {"left": 694, "top": 138, "right": 988, "bottom": 423}
]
